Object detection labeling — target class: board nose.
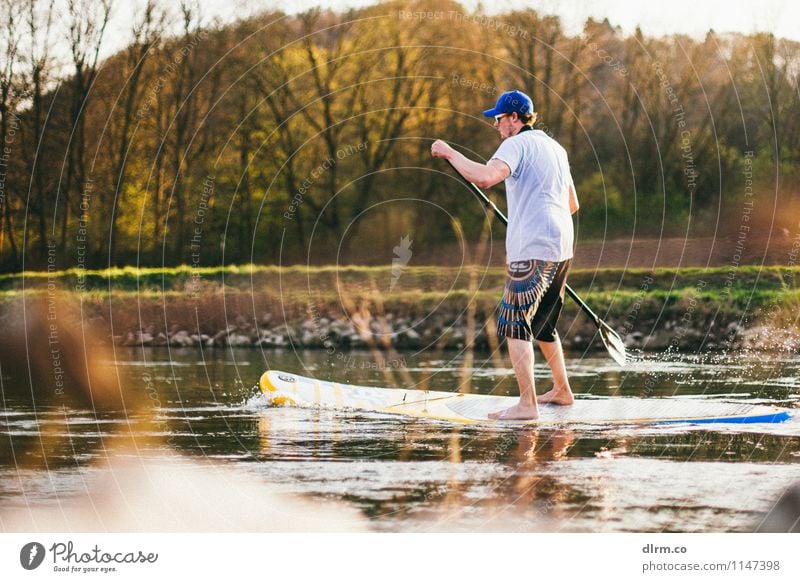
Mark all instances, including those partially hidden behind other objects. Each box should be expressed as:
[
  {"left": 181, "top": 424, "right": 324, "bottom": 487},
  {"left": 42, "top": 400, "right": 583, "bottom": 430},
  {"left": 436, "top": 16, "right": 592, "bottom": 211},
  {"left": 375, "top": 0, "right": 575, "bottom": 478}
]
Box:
[{"left": 260, "top": 371, "right": 281, "bottom": 393}]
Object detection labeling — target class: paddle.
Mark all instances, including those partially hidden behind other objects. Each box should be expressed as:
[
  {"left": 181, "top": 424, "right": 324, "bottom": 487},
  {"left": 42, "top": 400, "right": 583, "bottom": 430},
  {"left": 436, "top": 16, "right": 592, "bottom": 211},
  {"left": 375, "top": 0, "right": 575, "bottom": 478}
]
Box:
[{"left": 445, "top": 159, "right": 627, "bottom": 366}]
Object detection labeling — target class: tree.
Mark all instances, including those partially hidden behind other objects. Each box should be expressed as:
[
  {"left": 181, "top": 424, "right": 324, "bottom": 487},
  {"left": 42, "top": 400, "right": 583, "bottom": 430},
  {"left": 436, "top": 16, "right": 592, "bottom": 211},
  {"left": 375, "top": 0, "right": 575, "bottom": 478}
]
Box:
[
  {"left": 0, "top": 0, "right": 25, "bottom": 267},
  {"left": 21, "top": 0, "right": 56, "bottom": 262},
  {"left": 103, "top": 0, "right": 164, "bottom": 262},
  {"left": 61, "top": 0, "right": 112, "bottom": 248}
]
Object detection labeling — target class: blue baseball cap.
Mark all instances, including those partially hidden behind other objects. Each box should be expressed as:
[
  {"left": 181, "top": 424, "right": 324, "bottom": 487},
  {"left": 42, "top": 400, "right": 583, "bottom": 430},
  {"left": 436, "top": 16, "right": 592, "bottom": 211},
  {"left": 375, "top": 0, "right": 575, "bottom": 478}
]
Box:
[{"left": 483, "top": 90, "right": 534, "bottom": 117}]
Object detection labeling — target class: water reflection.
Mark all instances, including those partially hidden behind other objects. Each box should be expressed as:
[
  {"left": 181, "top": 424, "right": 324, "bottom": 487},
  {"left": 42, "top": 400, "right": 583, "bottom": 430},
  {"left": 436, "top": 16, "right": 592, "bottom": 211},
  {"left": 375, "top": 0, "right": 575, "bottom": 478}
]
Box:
[{"left": 2, "top": 332, "right": 800, "bottom": 532}]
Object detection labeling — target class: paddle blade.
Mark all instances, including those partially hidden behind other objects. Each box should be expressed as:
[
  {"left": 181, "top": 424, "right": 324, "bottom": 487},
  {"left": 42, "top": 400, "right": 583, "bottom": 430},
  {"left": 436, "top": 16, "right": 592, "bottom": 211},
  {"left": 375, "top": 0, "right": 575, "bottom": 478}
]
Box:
[{"left": 598, "top": 319, "right": 627, "bottom": 366}]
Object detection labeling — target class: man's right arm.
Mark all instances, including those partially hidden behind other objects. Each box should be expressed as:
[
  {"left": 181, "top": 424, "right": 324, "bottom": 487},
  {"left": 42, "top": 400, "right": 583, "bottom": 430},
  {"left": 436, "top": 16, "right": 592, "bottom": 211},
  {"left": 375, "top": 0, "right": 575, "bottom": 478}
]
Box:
[{"left": 431, "top": 140, "right": 509, "bottom": 188}]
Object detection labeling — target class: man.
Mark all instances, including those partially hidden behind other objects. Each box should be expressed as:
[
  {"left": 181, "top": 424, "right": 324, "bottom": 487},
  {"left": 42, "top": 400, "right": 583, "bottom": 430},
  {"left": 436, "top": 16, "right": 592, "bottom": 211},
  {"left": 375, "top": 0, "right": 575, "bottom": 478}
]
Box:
[{"left": 431, "top": 90, "right": 579, "bottom": 420}]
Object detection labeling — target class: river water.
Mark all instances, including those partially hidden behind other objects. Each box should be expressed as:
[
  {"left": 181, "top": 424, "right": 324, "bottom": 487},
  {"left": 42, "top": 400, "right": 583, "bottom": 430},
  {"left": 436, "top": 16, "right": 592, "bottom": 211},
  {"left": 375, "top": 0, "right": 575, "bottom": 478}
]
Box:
[{"left": 2, "top": 347, "right": 799, "bottom": 532}]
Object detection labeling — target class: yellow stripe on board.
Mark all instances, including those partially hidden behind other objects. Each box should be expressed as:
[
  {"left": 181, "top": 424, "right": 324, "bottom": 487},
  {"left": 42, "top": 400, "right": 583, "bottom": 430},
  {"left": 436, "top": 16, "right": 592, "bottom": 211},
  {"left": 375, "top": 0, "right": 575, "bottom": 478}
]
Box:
[
  {"left": 259, "top": 372, "right": 277, "bottom": 393},
  {"left": 375, "top": 406, "right": 480, "bottom": 425},
  {"left": 259, "top": 372, "right": 299, "bottom": 406},
  {"left": 387, "top": 393, "right": 463, "bottom": 409},
  {"left": 313, "top": 380, "right": 321, "bottom": 405}
]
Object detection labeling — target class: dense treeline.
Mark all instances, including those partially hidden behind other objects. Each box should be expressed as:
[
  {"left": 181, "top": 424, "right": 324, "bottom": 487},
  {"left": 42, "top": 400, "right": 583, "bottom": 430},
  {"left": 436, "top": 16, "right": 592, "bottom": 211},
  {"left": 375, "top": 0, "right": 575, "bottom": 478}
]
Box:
[{"left": 0, "top": 0, "right": 798, "bottom": 271}]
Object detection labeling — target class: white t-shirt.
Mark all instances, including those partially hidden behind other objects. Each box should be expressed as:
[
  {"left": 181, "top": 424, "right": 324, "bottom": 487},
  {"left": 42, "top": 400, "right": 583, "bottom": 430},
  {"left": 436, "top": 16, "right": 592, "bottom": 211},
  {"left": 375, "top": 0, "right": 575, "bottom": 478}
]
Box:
[{"left": 491, "top": 129, "right": 575, "bottom": 263}]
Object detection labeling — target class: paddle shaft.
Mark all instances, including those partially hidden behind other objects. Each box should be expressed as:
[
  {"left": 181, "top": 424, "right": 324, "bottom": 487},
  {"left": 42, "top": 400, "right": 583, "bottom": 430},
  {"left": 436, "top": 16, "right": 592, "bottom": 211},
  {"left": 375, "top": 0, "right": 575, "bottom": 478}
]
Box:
[{"left": 445, "top": 159, "right": 601, "bottom": 325}]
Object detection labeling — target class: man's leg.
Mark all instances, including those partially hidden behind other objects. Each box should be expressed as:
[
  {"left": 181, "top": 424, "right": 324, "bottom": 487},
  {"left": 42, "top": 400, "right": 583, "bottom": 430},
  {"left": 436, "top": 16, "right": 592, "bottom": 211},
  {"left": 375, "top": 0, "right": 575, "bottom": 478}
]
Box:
[
  {"left": 536, "top": 336, "right": 574, "bottom": 405},
  {"left": 488, "top": 337, "right": 540, "bottom": 420}
]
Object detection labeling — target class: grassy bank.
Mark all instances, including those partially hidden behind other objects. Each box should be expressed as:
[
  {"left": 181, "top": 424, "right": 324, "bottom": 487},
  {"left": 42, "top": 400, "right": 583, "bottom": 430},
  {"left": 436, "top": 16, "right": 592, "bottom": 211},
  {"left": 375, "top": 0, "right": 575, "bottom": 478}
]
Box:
[{"left": 3, "top": 263, "right": 800, "bottom": 293}]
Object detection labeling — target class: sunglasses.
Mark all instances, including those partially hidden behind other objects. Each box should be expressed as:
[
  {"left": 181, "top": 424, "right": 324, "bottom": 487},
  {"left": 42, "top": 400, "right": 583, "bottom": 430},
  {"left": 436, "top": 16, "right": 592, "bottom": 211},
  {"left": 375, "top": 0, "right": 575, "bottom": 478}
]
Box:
[{"left": 493, "top": 114, "right": 509, "bottom": 123}]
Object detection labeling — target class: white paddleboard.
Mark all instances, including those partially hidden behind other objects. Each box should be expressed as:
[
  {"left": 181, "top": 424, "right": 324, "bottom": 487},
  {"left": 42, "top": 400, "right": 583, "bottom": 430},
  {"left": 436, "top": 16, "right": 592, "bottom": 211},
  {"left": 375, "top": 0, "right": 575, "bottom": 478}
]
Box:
[{"left": 259, "top": 370, "right": 793, "bottom": 426}]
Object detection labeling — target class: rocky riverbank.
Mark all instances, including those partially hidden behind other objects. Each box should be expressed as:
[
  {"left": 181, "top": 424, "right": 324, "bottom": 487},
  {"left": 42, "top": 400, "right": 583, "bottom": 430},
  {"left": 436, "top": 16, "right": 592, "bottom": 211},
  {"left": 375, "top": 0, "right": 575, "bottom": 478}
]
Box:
[
  {"left": 4, "top": 265, "right": 799, "bottom": 354},
  {"left": 110, "top": 293, "right": 800, "bottom": 354}
]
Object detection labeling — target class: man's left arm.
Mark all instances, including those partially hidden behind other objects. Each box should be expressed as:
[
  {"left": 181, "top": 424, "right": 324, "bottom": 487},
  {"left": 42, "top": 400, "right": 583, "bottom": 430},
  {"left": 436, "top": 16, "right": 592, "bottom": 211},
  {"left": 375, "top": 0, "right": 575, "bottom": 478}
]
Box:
[
  {"left": 568, "top": 181, "right": 580, "bottom": 215},
  {"left": 431, "top": 140, "right": 509, "bottom": 188}
]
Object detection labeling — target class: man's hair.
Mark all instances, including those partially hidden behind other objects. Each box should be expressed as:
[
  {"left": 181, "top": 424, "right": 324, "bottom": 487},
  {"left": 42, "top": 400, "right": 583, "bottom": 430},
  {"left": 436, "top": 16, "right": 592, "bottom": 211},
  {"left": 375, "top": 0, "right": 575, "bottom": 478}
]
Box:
[{"left": 518, "top": 112, "right": 538, "bottom": 126}]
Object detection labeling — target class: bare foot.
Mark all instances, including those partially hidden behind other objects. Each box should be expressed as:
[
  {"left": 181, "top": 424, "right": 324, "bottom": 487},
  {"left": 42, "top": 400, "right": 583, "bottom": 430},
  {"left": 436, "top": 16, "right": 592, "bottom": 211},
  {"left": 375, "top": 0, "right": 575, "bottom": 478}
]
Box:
[
  {"left": 488, "top": 402, "right": 539, "bottom": 421},
  {"left": 537, "top": 387, "right": 575, "bottom": 405}
]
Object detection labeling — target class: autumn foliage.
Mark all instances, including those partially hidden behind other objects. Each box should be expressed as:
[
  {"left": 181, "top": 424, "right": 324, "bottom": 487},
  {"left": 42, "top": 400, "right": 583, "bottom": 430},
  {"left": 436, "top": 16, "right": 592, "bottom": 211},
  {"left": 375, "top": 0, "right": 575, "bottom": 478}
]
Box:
[{"left": 1, "top": 0, "right": 798, "bottom": 272}]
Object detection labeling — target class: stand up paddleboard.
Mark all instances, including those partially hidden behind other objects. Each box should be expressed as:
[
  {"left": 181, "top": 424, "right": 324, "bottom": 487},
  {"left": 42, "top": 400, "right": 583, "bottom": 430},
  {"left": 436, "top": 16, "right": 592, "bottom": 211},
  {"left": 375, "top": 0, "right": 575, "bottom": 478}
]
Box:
[{"left": 259, "top": 371, "right": 793, "bottom": 426}]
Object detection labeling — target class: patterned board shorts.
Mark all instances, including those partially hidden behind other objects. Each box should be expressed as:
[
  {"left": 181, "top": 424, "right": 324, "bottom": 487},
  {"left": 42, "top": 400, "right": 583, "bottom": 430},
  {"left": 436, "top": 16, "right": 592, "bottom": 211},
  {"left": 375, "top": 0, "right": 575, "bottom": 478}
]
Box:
[{"left": 496, "top": 258, "right": 571, "bottom": 343}]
